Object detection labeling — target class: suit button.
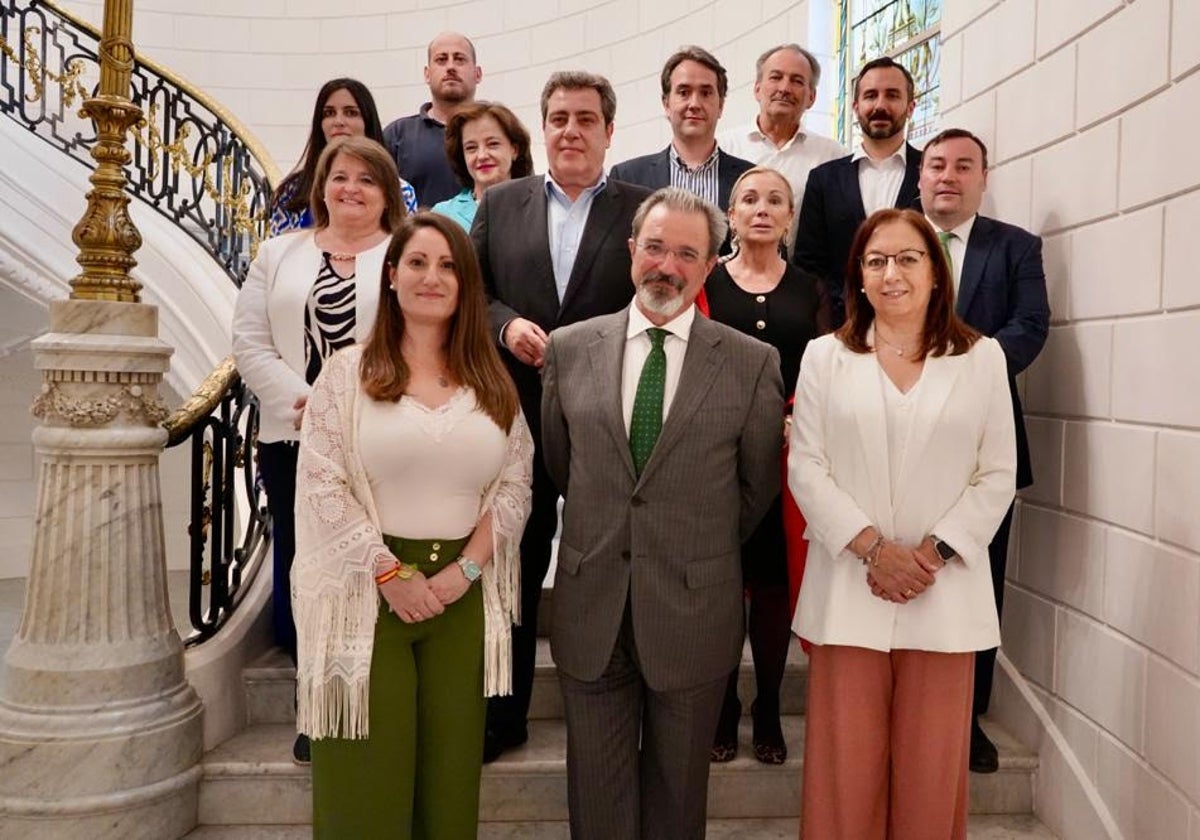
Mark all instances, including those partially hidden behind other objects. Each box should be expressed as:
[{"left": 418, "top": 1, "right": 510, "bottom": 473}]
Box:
[
  {"left": 631, "top": 496, "right": 645, "bottom": 507},
  {"left": 621, "top": 551, "right": 631, "bottom": 560},
  {"left": 756, "top": 295, "right": 766, "bottom": 303},
  {"left": 755, "top": 319, "right": 766, "bottom": 330},
  {"left": 429, "top": 552, "right": 439, "bottom": 561},
  {"left": 432, "top": 542, "right": 441, "bottom": 550}
]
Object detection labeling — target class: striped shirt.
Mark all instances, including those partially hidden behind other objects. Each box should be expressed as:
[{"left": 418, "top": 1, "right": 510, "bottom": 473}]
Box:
[{"left": 669, "top": 144, "right": 720, "bottom": 207}]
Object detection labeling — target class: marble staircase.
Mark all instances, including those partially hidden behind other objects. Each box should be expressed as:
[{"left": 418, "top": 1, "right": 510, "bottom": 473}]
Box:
[{"left": 189, "top": 589, "right": 1056, "bottom": 838}]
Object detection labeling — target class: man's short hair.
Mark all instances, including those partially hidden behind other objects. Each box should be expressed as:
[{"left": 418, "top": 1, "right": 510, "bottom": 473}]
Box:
[
  {"left": 754, "top": 44, "right": 822, "bottom": 88},
  {"left": 427, "top": 32, "right": 477, "bottom": 64},
  {"left": 660, "top": 45, "right": 728, "bottom": 102},
  {"left": 921, "top": 127, "right": 989, "bottom": 171},
  {"left": 853, "top": 55, "right": 915, "bottom": 100},
  {"left": 540, "top": 71, "right": 617, "bottom": 126},
  {"left": 632, "top": 187, "right": 728, "bottom": 260}
]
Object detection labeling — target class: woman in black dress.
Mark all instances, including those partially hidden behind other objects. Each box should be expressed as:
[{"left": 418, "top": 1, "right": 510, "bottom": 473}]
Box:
[{"left": 707, "top": 166, "right": 823, "bottom": 764}]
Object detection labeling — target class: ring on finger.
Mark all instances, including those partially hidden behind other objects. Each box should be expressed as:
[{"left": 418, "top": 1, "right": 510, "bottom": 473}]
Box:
[{"left": 904, "top": 588, "right": 915, "bottom": 598}]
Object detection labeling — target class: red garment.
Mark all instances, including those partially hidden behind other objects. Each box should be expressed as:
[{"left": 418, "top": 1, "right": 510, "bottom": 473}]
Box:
[{"left": 781, "top": 440, "right": 811, "bottom": 653}]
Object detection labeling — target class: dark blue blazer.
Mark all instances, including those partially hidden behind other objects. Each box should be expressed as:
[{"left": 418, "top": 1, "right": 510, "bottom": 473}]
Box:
[
  {"left": 793, "top": 143, "right": 922, "bottom": 326},
  {"left": 609, "top": 147, "right": 753, "bottom": 255},
  {"left": 956, "top": 214, "right": 1050, "bottom": 489},
  {"left": 609, "top": 146, "right": 754, "bottom": 212}
]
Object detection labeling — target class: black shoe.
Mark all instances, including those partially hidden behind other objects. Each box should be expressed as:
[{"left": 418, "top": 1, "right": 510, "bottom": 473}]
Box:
[
  {"left": 969, "top": 718, "right": 999, "bottom": 774},
  {"left": 292, "top": 733, "right": 311, "bottom": 766},
  {"left": 483, "top": 726, "right": 528, "bottom": 764}
]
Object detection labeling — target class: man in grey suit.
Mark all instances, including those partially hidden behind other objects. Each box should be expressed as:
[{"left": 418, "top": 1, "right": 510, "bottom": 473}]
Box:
[
  {"left": 541, "top": 187, "right": 784, "bottom": 839},
  {"left": 472, "top": 70, "right": 653, "bottom": 762}
]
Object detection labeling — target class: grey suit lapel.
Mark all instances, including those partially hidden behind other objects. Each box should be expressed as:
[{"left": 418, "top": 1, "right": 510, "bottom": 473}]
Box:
[
  {"left": 957, "top": 215, "right": 993, "bottom": 316},
  {"left": 588, "top": 312, "right": 638, "bottom": 481},
  {"left": 636, "top": 315, "right": 724, "bottom": 487}
]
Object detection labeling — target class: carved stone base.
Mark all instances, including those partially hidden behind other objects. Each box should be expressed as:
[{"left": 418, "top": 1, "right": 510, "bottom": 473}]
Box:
[{"left": 0, "top": 299, "right": 202, "bottom": 839}]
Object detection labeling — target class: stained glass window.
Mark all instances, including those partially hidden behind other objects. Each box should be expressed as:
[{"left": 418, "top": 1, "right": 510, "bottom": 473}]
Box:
[{"left": 835, "top": 0, "right": 942, "bottom": 147}]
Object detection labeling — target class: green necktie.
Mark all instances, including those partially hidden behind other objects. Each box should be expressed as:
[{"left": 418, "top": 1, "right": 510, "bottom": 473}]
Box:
[
  {"left": 937, "top": 230, "right": 955, "bottom": 271},
  {"left": 629, "top": 328, "right": 668, "bottom": 476}
]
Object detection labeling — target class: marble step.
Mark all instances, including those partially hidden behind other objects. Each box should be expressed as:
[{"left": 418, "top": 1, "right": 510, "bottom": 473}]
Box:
[
  {"left": 185, "top": 813, "right": 1059, "bottom": 839},
  {"left": 244, "top": 636, "right": 810, "bottom": 725},
  {"left": 197, "top": 717, "right": 1035, "bottom": 826}
]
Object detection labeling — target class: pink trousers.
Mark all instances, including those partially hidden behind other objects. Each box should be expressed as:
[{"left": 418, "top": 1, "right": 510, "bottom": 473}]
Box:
[{"left": 801, "top": 645, "right": 974, "bottom": 840}]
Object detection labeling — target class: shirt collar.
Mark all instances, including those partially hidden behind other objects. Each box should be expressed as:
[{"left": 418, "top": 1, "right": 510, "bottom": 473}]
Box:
[
  {"left": 852, "top": 141, "right": 908, "bottom": 165},
  {"left": 927, "top": 212, "right": 977, "bottom": 243},
  {"left": 417, "top": 102, "right": 442, "bottom": 126},
  {"left": 545, "top": 171, "right": 607, "bottom": 205},
  {"left": 748, "top": 118, "right": 806, "bottom": 151},
  {"left": 626, "top": 300, "right": 696, "bottom": 343},
  {"left": 669, "top": 142, "right": 720, "bottom": 172}
]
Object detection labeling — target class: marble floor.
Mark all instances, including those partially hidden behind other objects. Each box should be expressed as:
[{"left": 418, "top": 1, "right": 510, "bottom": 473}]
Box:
[{"left": 183, "top": 815, "right": 1059, "bottom": 839}]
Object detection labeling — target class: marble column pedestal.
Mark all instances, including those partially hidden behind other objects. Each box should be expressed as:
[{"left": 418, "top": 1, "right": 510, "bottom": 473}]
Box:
[{"left": 0, "top": 300, "right": 203, "bottom": 840}]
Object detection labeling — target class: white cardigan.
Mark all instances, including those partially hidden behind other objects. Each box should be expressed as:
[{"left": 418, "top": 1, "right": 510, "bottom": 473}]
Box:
[
  {"left": 231, "top": 230, "right": 387, "bottom": 443},
  {"left": 788, "top": 333, "right": 1016, "bottom": 653}
]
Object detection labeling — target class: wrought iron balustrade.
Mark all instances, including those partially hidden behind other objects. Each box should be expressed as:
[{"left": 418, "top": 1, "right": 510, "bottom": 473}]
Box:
[
  {"left": 0, "top": 0, "right": 281, "bottom": 282},
  {"left": 2, "top": 0, "right": 280, "bottom": 642},
  {"left": 163, "top": 358, "right": 271, "bottom": 646}
]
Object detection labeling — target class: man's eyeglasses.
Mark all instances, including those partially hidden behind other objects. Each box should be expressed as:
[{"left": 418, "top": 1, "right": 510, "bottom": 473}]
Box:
[{"left": 635, "top": 240, "right": 703, "bottom": 266}]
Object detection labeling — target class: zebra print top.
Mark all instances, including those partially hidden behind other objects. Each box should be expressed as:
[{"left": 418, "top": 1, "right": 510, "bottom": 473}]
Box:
[{"left": 304, "top": 255, "right": 358, "bottom": 385}]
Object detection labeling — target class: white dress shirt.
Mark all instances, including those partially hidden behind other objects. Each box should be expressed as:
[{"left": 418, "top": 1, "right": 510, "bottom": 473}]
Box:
[
  {"left": 853, "top": 141, "right": 908, "bottom": 215},
  {"left": 621, "top": 303, "right": 695, "bottom": 434},
  {"left": 719, "top": 121, "right": 847, "bottom": 247},
  {"left": 927, "top": 213, "right": 976, "bottom": 294}
]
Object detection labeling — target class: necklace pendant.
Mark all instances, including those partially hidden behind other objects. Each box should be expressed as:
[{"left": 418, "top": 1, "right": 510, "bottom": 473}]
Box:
[{"left": 437, "top": 375, "right": 449, "bottom": 388}]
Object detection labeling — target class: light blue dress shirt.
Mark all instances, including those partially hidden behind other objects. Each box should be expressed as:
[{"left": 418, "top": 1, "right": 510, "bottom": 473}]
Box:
[{"left": 545, "top": 173, "right": 607, "bottom": 302}]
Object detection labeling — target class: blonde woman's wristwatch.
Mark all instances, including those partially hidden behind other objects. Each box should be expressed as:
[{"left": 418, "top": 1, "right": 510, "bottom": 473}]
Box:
[
  {"left": 931, "top": 535, "right": 959, "bottom": 562},
  {"left": 457, "top": 556, "right": 482, "bottom": 583}
]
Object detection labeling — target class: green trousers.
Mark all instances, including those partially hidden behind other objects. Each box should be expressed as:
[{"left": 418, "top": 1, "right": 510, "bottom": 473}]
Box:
[{"left": 311, "top": 535, "right": 485, "bottom": 839}]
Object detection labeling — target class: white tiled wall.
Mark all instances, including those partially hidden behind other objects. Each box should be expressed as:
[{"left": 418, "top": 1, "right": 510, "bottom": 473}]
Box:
[
  {"left": 58, "top": 0, "right": 828, "bottom": 176},
  {"left": 943, "top": 2, "right": 1200, "bottom": 837}
]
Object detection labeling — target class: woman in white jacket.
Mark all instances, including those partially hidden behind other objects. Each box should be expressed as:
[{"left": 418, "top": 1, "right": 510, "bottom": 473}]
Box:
[
  {"left": 788, "top": 208, "right": 1016, "bottom": 839},
  {"left": 232, "top": 135, "right": 406, "bottom": 763}
]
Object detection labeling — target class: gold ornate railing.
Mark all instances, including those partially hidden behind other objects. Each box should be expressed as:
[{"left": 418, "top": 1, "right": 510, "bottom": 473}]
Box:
[
  {"left": 2, "top": 0, "right": 277, "bottom": 642},
  {"left": 0, "top": 0, "right": 282, "bottom": 282}
]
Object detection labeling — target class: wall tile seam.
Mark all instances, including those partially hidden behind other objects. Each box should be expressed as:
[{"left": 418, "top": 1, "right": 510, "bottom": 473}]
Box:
[
  {"left": 1077, "top": 79, "right": 1172, "bottom": 135},
  {"left": 1033, "top": 2, "right": 1132, "bottom": 63},
  {"left": 937, "top": 0, "right": 1001, "bottom": 42},
  {"left": 1119, "top": 182, "right": 1200, "bottom": 219},
  {"left": 1095, "top": 725, "right": 1200, "bottom": 815},
  {"left": 1010, "top": 577, "right": 1181, "bottom": 678}
]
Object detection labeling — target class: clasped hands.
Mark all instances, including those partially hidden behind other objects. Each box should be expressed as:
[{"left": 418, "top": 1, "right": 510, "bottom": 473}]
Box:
[
  {"left": 860, "top": 534, "right": 946, "bottom": 604},
  {"left": 379, "top": 565, "right": 471, "bottom": 624}
]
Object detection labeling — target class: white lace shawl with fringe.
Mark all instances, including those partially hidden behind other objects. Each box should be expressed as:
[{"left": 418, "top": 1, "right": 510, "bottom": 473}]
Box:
[{"left": 292, "top": 345, "right": 533, "bottom": 740}]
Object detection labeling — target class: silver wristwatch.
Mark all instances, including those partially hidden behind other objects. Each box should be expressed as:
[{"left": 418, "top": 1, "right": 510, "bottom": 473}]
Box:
[{"left": 457, "top": 556, "right": 483, "bottom": 583}]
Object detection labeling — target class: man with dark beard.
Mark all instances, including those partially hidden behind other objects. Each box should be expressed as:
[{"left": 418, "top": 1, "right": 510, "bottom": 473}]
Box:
[{"left": 793, "top": 56, "right": 921, "bottom": 328}]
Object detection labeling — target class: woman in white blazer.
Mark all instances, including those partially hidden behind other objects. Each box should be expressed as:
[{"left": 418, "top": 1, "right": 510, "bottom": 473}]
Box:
[
  {"left": 232, "top": 135, "right": 406, "bottom": 764},
  {"left": 788, "top": 208, "right": 1016, "bottom": 839}
]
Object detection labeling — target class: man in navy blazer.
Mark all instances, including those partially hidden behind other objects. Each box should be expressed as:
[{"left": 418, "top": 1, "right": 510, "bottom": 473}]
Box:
[
  {"left": 793, "top": 57, "right": 922, "bottom": 328},
  {"left": 919, "top": 127, "right": 1050, "bottom": 773},
  {"left": 609, "top": 46, "right": 752, "bottom": 253}
]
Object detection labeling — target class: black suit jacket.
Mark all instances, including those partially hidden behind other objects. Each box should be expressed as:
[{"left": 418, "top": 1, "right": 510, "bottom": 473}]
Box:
[
  {"left": 471, "top": 174, "right": 653, "bottom": 431},
  {"left": 793, "top": 142, "right": 922, "bottom": 327},
  {"left": 956, "top": 214, "right": 1050, "bottom": 489}
]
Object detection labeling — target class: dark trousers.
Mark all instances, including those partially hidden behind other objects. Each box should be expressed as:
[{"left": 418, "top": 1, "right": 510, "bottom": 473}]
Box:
[
  {"left": 559, "top": 604, "right": 728, "bottom": 840},
  {"left": 486, "top": 447, "right": 558, "bottom": 738},
  {"left": 258, "top": 440, "right": 298, "bottom": 663},
  {"left": 973, "top": 501, "right": 1015, "bottom": 717}
]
